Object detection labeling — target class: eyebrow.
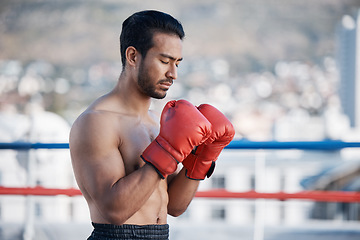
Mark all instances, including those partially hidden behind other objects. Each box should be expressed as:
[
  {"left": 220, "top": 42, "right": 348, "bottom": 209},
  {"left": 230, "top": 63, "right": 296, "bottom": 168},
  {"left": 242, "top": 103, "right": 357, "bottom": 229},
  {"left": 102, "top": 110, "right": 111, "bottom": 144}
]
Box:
[{"left": 159, "top": 53, "right": 183, "bottom": 62}]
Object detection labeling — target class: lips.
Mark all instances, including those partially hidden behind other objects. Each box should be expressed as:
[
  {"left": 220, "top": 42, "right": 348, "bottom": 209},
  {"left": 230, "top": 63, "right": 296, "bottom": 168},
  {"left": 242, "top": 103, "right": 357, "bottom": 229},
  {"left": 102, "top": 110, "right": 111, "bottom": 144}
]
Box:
[{"left": 159, "top": 80, "right": 173, "bottom": 89}]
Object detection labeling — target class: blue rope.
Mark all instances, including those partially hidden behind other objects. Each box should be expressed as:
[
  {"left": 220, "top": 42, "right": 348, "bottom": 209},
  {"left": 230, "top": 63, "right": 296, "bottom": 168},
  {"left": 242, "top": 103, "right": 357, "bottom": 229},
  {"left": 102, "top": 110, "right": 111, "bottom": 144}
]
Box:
[
  {"left": 226, "top": 140, "right": 360, "bottom": 150},
  {"left": 0, "top": 142, "right": 69, "bottom": 150},
  {"left": 1, "top": 140, "right": 360, "bottom": 150}
]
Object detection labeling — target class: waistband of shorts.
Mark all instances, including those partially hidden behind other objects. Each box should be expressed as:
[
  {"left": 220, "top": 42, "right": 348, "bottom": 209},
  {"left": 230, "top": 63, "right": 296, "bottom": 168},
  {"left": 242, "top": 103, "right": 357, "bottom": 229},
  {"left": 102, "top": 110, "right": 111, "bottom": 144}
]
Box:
[{"left": 89, "top": 222, "right": 169, "bottom": 240}]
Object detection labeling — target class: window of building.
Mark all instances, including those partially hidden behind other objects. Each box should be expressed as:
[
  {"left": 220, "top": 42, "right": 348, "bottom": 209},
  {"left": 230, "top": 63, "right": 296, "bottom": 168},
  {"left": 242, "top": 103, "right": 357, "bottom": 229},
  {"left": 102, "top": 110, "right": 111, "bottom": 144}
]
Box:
[
  {"left": 212, "top": 175, "right": 226, "bottom": 189},
  {"left": 36, "top": 180, "right": 43, "bottom": 186},
  {"left": 211, "top": 206, "right": 226, "bottom": 220},
  {"left": 250, "top": 174, "right": 256, "bottom": 190},
  {"left": 35, "top": 202, "right": 42, "bottom": 219},
  {"left": 70, "top": 201, "right": 74, "bottom": 221}
]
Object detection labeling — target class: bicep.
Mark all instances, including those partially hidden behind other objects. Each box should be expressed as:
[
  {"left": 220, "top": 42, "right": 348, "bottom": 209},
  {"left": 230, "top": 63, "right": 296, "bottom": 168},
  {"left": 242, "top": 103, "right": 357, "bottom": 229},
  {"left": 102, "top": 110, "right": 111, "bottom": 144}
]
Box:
[{"left": 70, "top": 115, "right": 125, "bottom": 200}]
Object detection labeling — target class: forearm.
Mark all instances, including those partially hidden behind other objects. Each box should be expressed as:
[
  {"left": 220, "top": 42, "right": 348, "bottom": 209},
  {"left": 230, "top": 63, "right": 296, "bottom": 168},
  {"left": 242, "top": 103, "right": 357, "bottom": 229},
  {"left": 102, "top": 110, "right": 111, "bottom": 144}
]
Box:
[
  {"left": 96, "top": 163, "right": 161, "bottom": 224},
  {"left": 167, "top": 167, "right": 200, "bottom": 217}
]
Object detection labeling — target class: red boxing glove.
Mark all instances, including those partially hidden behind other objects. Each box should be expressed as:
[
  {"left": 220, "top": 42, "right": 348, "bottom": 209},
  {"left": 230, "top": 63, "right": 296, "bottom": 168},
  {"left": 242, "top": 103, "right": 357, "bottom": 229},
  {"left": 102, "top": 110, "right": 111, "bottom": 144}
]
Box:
[
  {"left": 182, "top": 104, "right": 235, "bottom": 180},
  {"left": 141, "top": 100, "right": 212, "bottom": 179}
]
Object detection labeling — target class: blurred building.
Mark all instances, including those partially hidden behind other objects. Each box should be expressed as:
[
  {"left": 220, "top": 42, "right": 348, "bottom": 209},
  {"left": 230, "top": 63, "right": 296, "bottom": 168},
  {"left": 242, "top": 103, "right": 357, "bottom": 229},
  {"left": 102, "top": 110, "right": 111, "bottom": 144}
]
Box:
[
  {"left": 0, "top": 109, "right": 85, "bottom": 222},
  {"left": 337, "top": 10, "right": 360, "bottom": 129},
  {"left": 169, "top": 149, "right": 359, "bottom": 227}
]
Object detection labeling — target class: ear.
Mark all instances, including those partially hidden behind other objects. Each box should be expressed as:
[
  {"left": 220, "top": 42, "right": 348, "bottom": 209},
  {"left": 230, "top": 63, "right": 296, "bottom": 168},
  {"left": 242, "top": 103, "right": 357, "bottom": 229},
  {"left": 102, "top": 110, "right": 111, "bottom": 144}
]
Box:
[{"left": 125, "top": 46, "right": 139, "bottom": 67}]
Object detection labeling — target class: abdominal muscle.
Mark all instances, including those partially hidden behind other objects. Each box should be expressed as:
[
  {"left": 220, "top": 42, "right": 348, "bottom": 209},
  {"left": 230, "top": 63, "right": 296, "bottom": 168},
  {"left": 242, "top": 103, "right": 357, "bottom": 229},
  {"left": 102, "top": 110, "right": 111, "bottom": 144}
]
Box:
[
  {"left": 87, "top": 177, "right": 169, "bottom": 226},
  {"left": 124, "top": 180, "right": 169, "bottom": 225}
]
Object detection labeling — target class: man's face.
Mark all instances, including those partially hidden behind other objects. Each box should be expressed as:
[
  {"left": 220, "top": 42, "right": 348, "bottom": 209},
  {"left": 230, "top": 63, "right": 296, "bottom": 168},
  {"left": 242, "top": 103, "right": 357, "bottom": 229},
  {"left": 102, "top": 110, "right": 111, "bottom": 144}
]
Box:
[{"left": 137, "top": 32, "right": 183, "bottom": 99}]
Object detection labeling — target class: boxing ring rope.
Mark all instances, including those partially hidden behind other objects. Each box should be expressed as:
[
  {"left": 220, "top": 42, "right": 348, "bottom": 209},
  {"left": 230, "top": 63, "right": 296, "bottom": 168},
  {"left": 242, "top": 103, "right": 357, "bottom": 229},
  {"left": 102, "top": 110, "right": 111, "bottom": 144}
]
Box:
[
  {"left": 0, "top": 140, "right": 360, "bottom": 202},
  {"left": 2, "top": 139, "right": 360, "bottom": 150},
  {"left": 0, "top": 186, "right": 359, "bottom": 202}
]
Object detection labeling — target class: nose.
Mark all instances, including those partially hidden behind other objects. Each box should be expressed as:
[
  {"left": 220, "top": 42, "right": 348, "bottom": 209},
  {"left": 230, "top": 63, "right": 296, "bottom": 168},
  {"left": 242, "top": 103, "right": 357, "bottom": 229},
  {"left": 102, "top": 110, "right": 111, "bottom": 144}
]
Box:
[{"left": 165, "top": 64, "right": 177, "bottom": 80}]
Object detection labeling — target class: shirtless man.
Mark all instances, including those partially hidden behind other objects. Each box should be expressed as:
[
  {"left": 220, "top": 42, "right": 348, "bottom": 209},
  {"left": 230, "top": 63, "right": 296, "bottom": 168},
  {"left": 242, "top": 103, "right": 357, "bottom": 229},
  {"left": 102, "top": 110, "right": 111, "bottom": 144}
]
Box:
[{"left": 69, "top": 10, "right": 234, "bottom": 239}]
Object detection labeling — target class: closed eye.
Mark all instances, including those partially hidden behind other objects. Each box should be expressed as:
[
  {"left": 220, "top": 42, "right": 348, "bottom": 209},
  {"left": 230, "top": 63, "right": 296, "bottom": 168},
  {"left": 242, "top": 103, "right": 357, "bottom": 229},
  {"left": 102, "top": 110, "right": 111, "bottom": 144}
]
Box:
[
  {"left": 159, "top": 53, "right": 183, "bottom": 68},
  {"left": 160, "top": 60, "right": 179, "bottom": 68}
]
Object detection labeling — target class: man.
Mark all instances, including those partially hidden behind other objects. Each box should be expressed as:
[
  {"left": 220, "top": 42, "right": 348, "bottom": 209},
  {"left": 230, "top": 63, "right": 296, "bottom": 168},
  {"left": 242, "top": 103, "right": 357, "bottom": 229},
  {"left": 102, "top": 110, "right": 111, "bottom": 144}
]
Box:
[{"left": 69, "top": 10, "right": 234, "bottom": 239}]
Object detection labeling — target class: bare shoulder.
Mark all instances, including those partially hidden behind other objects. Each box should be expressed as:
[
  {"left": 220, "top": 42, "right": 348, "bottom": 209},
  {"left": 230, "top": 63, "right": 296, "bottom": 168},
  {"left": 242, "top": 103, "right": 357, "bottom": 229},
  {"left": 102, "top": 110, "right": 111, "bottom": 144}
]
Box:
[
  {"left": 70, "top": 109, "right": 120, "bottom": 145},
  {"left": 70, "top": 94, "right": 128, "bottom": 150}
]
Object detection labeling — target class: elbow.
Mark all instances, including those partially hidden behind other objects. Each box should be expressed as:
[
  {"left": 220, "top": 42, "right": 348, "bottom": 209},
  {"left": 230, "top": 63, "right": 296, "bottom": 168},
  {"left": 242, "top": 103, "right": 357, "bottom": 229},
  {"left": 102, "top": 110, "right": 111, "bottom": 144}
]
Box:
[
  {"left": 103, "top": 212, "right": 127, "bottom": 225},
  {"left": 98, "top": 201, "right": 131, "bottom": 225},
  {"left": 168, "top": 206, "right": 187, "bottom": 217},
  {"left": 168, "top": 211, "right": 184, "bottom": 218},
  {"left": 99, "top": 207, "right": 128, "bottom": 225}
]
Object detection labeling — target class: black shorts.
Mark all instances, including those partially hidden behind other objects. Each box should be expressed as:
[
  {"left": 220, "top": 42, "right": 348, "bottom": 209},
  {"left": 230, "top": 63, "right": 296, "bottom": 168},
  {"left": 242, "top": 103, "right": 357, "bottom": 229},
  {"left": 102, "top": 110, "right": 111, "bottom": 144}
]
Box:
[{"left": 87, "top": 222, "right": 169, "bottom": 240}]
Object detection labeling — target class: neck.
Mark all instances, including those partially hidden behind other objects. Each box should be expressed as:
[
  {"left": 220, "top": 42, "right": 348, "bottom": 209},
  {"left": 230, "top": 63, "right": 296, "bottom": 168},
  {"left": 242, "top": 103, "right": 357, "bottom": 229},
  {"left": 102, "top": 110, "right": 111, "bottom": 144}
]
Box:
[{"left": 111, "top": 71, "right": 152, "bottom": 116}]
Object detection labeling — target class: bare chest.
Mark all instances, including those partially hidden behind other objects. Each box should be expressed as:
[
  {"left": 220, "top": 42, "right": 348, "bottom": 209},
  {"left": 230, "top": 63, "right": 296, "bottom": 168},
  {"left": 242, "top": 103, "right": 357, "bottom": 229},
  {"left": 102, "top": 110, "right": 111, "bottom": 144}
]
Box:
[{"left": 119, "top": 119, "right": 159, "bottom": 174}]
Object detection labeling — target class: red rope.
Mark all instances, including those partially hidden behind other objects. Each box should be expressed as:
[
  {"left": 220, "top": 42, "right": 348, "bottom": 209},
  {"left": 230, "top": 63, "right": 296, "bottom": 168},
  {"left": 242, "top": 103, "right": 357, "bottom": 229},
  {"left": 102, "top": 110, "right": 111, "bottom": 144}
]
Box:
[
  {"left": 0, "top": 186, "right": 82, "bottom": 197},
  {"left": 195, "top": 189, "right": 360, "bottom": 203},
  {"left": 0, "top": 187, "right": 359, "bottom": 202}
]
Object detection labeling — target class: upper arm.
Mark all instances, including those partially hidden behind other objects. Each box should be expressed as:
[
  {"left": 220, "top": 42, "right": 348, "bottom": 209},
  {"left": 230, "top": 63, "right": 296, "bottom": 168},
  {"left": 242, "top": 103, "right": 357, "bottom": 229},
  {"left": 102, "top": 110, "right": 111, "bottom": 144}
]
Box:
[{"left": 69, "top": 112, "right": 125, "bottom": 202}]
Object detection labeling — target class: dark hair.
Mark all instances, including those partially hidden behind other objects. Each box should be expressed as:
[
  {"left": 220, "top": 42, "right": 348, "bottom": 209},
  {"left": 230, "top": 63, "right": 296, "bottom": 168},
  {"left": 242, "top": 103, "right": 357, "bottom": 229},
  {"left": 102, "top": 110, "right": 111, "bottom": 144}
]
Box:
[{"left": 120, "top": 10, "right": 185, "bottom": 67}]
